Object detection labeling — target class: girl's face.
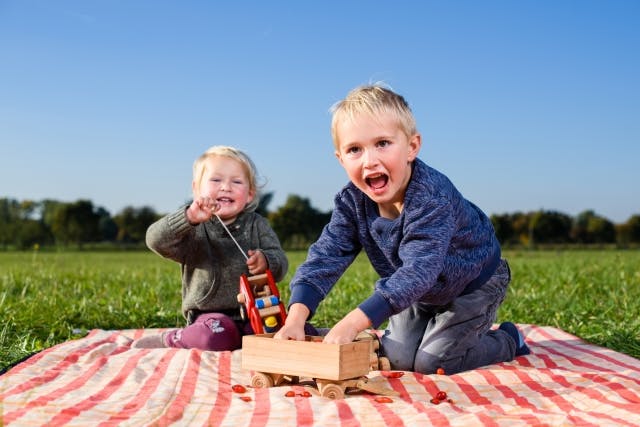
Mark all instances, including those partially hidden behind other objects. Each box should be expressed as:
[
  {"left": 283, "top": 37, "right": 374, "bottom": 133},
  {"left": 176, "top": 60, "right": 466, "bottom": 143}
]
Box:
[
  {"left": 335, "top": 111, "right": 421, "bottom": 219},
  {"left": 193, "top": 156, "right": 255, "bottom": 223}
]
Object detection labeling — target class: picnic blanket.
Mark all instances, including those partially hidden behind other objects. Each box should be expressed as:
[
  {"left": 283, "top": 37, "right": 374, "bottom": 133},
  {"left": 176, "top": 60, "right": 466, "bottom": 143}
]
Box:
[{"left": 1, "top": 324, "right": 639, "bottom": 426}]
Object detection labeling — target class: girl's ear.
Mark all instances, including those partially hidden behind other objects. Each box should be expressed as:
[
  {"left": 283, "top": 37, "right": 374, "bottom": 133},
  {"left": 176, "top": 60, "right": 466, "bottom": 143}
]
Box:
[
  {"left": 407, "top": 133, "right": 422, "bottom": 161},
  {"left": 247, "top": 189, "right": 256, "bottom": 204},
  {"left": 191, "top": 180, "right": 199, "bottom": 198}
]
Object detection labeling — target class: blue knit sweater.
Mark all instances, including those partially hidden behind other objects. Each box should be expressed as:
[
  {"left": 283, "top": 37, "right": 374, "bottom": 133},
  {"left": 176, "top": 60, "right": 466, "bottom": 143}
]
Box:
[{"left": 288, "top": 158, "right": 501, "bottom": 328}]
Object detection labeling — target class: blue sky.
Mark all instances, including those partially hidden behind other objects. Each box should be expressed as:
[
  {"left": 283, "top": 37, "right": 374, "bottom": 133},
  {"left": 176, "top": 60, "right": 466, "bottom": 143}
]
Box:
[{"left": 1, "top": 1, "right": 638, "bottom": 223}]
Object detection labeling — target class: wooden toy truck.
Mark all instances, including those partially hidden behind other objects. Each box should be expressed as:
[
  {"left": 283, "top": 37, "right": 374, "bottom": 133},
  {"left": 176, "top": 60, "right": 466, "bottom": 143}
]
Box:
[
  {"left": 241, "top": 332, "right": 395, "bottom": 399},
  {"left": 237, "top": 270, "right": 287, "bottom": 334}
]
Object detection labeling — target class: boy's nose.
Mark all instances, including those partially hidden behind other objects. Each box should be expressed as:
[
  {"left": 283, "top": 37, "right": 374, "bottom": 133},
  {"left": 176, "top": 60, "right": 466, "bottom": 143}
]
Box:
[{"left": 362, "top": 149, "right": 378, "bottom": 167}]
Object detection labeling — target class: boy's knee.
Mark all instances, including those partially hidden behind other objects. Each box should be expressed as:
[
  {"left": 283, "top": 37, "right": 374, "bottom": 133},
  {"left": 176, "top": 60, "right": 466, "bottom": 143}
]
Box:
[{"left": 414, "top": 352, "right": 464, "bottom": 375}]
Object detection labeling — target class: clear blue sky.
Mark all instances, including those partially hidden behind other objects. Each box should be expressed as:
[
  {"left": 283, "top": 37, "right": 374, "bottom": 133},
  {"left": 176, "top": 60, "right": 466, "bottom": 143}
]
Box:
[{"left": 2, "top": 1, "right": 638, "bottom": 223}]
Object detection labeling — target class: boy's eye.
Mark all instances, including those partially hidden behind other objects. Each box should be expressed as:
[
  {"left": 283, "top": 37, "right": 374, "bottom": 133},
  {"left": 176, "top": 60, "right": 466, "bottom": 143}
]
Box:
[
  {"left": 346, "top": 146, "right": 361, "bottom": 155},
  {"left": 377, "top": 140, "right": 390, "bottom": 148}
]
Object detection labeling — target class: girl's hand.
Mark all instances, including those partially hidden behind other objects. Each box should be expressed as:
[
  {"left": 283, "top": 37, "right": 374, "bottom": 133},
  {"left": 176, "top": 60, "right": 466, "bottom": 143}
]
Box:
[
  {"left": 186, "top": 197, "right": 219, "bottom": 224},
  {"left": 246, "top": 249, "right": 267, "bottom": 275}
]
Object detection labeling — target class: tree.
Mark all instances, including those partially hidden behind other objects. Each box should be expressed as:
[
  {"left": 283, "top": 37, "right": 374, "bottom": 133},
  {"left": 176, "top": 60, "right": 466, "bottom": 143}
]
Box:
[
  {"left": 50, "top": 200, "right": 102, "bottom": 246},
  {"left": 529, "top": 210, "right": 573, "bottom": 244},
  {"left": 625, "top": 215, "right": 640, "bottom": 243},
  {"left": 268, "top": 195, "right": 331, "bottom": 249},
  {"left": 97, "top": 207, "right": 118, "bottom": 241},
  {"left": 15, "top": 219, "right": 52, "bottom": 249},
  {"left": 490, "top": 213, "right": 515, "bottom": 245},
  {"left": 571, "top": 210, "right": 616, "bottom": 244},
  {"left": 0, "top": 198, "right": 20, "bottom": 248},
  {"left": 256, "top": 192, "right": 274, "bottom": 217},
  {"left": 113, "top": 206, "right": 160, "bottom": 243}
]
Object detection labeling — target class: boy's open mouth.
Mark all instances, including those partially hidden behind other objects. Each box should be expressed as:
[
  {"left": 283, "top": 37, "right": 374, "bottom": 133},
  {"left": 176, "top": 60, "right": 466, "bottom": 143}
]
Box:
[{"left": 365, "top": 173, "right": 388, "bottom": 190}]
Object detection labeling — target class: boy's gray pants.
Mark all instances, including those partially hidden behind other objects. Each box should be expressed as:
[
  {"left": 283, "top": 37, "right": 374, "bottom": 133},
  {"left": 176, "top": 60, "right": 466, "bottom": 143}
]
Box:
[{"left": 380, "top": 259, "right": 516, "bottom": 374}]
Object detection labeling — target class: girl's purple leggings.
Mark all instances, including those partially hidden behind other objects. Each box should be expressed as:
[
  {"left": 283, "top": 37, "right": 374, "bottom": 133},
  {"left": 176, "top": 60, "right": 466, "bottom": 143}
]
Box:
[{"left": 163, "top": 312, "right": 249, "bottom": 351}]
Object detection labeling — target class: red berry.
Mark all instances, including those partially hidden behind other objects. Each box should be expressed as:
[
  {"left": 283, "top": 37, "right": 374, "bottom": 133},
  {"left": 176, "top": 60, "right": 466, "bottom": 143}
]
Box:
[
  {"left": 301, "top": 390, "right": 312, "bottom": 397},
  {"left": 436, "top": 391, "right": 447, "bottom": 400},
  {"left": 430, "top": 397, "right": 441, "bottom": 404},
  {"left": 375, "top": 396, "right": 393, "bottom": 403},
  {"left": 232, "top": 384, "right": 247, "bottom": 393},
  {"left": 436, "top": 368, "right": 445, "bottom": 375},
  {"left": 381, "top": 371, "right": 404, "bottom": 378},
  {"left": 240, "top": 396, "right": 252, "bottom": 402},
  {"left": 285, "top": 390, "right": 296, "bottom": 397}
]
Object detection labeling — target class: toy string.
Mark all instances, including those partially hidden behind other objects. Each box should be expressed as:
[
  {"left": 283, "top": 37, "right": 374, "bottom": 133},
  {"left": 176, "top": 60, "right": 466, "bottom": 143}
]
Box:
[{"left": 215, "top": 214, "right": 249, "bottom": 261}]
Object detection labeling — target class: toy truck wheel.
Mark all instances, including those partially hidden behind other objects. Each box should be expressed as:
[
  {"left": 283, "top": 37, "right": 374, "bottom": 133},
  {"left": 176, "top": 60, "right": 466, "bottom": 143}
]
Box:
[
  {"left": 320, "top": 383, "right": 345, "bottom": 400},
  {"left": 251, "top": 372, "right": 274, "bottom": 388},
  {"left": 378, "top": 356, "right": 391, "bottom": 371}
]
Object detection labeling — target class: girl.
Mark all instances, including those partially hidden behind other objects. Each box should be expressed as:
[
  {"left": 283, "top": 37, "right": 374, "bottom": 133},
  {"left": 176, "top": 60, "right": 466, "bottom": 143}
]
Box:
[{"left": 133, "top": 146, "right": 288, "bottom": 350}]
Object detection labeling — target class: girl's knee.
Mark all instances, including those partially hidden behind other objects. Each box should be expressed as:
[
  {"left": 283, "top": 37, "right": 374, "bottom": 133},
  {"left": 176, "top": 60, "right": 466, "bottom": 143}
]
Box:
[{"left": 170, "top": 313, "right": 241, "bottom": 351}]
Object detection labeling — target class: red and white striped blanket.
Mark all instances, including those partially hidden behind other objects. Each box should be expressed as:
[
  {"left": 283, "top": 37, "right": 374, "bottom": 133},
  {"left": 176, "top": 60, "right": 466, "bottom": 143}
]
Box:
[{"left": 1, "top": 325, "right": 639, "bottom": 426}]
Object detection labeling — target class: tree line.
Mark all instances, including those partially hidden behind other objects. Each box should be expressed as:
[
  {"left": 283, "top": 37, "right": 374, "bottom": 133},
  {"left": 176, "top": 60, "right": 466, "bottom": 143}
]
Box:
[{"left": 1, "top": 196, "right": 639, "bottom": 250}]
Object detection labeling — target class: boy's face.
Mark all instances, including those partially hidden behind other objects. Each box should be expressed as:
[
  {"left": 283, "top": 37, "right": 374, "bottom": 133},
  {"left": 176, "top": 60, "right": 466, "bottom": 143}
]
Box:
[
  {"left": 193, "top": 156, "right": 255, "bottom": 222},
  {"left": 335, "top": 112, "right": 421, "bottom": 218}
]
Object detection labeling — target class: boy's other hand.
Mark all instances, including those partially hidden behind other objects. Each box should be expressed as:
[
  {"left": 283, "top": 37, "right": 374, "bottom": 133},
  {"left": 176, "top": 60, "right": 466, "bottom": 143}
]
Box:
[{"left": 323, "top": 308, "right": 371, "bottom": 344}]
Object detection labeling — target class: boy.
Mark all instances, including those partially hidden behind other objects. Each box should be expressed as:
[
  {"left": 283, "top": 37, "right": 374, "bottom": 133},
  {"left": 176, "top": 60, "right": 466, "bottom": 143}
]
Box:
[{"left": 275, "top": 84, "right": 529, "bottom": 374}]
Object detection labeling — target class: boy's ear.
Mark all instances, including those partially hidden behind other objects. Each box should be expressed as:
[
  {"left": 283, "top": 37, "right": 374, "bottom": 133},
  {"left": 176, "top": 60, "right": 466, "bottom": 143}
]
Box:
[
  {"left": 335, "top": 149, "right": 344, "bottom": 165},
  {"left": 407, "top": 133, "right": 422, "bottom": 161}
]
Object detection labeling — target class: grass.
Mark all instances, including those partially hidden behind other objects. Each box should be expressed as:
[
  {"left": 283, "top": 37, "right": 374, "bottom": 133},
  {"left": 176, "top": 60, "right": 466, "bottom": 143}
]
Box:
[{"left": 1, "top": 249, "right": 639, "bottom": 372}]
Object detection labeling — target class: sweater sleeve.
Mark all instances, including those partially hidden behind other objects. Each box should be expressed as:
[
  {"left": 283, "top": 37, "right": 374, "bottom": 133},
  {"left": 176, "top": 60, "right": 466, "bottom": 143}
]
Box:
[
  {"left": 145, "top": 206, "right": 195, "bottom": 262},
  {"left": 288, "top": 194, "right": 362, "bottom": 318},
  {"left": 252, "top": 214, "right": 289, "bottom": 282}
]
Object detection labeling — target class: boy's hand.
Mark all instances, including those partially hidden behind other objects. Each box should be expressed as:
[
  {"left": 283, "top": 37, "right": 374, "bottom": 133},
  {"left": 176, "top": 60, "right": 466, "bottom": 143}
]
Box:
[
  {"left": 323, "top": 308, "right": 371, "bottom": 345},
  {"left": 273, "top": 303, "right": 309, "bottom": 341},
  {"left": 246, "top": 249, "right": 267, "bottom": 275},
  {"left": 186, "top": 197, "right": 219, "bottom": 224}
]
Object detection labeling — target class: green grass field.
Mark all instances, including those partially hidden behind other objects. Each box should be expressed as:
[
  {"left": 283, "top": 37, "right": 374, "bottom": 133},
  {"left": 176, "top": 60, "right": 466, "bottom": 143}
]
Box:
[{"left": 1, "top": 249, "right": 639, "bottom": 372}]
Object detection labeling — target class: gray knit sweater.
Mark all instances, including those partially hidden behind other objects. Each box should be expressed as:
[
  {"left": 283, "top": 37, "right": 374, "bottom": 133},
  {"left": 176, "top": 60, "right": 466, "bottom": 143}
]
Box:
[
  {"left": 146, "top": 207, "right": 288, "bottom": 323},
  {"left": 288, "top": 158, "right": 500, "bottom": 328}
]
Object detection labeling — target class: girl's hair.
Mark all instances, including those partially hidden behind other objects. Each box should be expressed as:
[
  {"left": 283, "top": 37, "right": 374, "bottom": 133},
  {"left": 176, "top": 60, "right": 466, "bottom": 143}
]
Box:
[
  {"left": 330, "top": 83, "right": 417, "bottom": 148},
  {"left": 192, "top": 145, "right": 261, "bottom": 212}
]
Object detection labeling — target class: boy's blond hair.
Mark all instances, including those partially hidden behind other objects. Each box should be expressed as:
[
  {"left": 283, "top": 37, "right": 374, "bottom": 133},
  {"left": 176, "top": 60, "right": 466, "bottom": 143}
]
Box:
[
  {"left": 192, "top": 145, "right": 260, "bottom": 212},
  {"left": 330, "top": 84, "right": 417, "bottom": 149}
]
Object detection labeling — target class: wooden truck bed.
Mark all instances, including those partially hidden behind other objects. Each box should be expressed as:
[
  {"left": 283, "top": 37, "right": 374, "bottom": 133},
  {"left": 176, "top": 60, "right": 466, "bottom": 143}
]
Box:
[{"left": 241, "top": 334, "right": 373, "bottom": 381}]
